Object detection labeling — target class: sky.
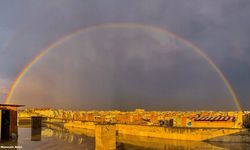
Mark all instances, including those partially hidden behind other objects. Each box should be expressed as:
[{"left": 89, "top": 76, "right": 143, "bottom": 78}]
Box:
[{"left": 0, "top": 0, "right": 249, "bottom": 110}]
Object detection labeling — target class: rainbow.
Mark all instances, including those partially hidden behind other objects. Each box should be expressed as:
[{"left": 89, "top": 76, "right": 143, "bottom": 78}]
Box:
[{"left": 4, "top": 23, "right": 243, "bottom": 111}]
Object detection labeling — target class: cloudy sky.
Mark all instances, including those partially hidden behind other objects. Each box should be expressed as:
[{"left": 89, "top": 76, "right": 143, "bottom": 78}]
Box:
[{"left": 0, "top": 0, "right": 249, "bottom": 110}]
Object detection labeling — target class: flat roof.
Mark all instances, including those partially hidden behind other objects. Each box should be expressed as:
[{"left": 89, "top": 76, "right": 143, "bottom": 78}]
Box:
[{"left": 0, "top": 104, "right": 25, "bottom": 107}]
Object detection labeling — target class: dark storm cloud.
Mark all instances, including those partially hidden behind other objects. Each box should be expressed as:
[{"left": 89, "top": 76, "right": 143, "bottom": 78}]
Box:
[
  {"left": 0, "top": 0, "right": 249, "bottom": 109},
  {"left": 11, "top": 28, "right": 234, "bottom": 110}
]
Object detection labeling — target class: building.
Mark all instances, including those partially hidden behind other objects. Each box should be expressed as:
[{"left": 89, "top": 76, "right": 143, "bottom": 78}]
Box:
[
  {"left": 189, "top": 116, "right": 236, "bottom": 128},
  {"left": 0, "top": 104, "right": 24, "bottom": 141}
]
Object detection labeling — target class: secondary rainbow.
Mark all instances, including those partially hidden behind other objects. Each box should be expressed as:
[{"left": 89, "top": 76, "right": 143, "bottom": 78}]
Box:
[{"left": 4, "top": 23, "right": 243, "bottom": 111}]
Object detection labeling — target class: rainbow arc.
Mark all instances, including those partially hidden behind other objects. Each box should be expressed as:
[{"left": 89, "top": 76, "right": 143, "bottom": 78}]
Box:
[{"left": 4, "top": 23, "right": 242, "bottom": 111}]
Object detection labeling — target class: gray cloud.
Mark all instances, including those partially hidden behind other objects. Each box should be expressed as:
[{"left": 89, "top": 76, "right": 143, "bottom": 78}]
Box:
[
  {"left": 0, "top": 0, "right": 249, "bottom": 109},
  {"left": 11, "top": 27, "right": 235, "bottom": 110}
]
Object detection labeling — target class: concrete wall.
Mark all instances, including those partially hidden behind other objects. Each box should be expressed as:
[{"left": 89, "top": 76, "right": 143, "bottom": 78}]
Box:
[
  {"left": 207, "top": 129, "right": 250, "bottom": 142},
  {"left": 116, "top": 124, "right": 246, "bottom": 141},
  {"left": 64, "top": 121, "right": 95, "bottom": 130},
  {"left": 95, "top": 124, "right": 116, "bottom": 150},
  {"left": 63, "top": 121, "right": 249, "bottom": 142},
  {"left": 117, "top": 134, "right": 224, "bottom": 150}
]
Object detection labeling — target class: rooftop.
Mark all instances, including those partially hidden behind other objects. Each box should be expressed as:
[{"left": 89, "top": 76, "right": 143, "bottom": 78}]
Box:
[{"left": 0, "top": 104, "right": 25, "bottom": 107}]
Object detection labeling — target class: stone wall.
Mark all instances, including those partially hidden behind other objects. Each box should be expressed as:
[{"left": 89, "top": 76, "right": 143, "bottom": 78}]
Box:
[
  {"left": 116, "top": 124, "right": 247, "bottom": 141},
  {"left": 63, "top": 121, "right": 250, "bottom": 142}
]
